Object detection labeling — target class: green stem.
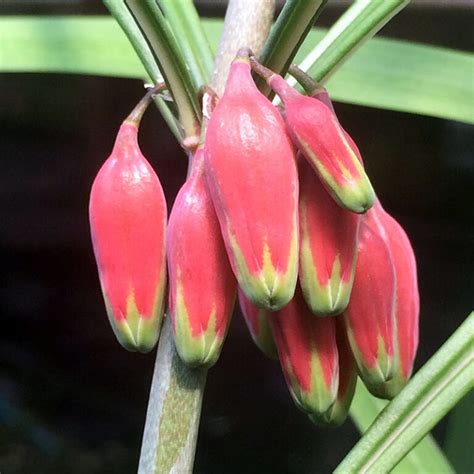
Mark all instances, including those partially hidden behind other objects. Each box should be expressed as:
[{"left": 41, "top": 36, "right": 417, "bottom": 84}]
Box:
[
  {"left": 293, "top": 0, "right": 410, "bottom": 85},
  {"left": 137, "top": 2, "right": 276, "bottom": 472},
  {"left": 138, "top": 318, "right": 207, "bottom": 473},
  {"left": 126, "top": 0, "right": 201, "bottom": 138},
  {"left": 102, "top": 0, "right": 182, "bottom": 139},
  {"left": 103, "top": 0, "right": 162, "bottom": 82},
  {"left": 158, "top": 0, "right": 214, "bottom": 86},
  {"left": 257, "top": 0, "right": 327, "bottom": 96},
  {"left": 335, "top": 312, "right": 474, "bottom": 474},
  {"left": 125, "top": 82, "right": 167, "bottom": 125},
  {"left": 210, "top": 0, "right": 276, "bottom": 96}
]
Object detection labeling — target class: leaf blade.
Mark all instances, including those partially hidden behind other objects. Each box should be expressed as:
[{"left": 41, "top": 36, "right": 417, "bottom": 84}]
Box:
[{"left": 0, "top": 16, "right": 473, "bottom": 124}]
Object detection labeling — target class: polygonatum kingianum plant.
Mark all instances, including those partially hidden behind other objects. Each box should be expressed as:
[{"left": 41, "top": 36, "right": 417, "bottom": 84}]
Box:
[{"left": 89, "top": 49, "right": 420, "bottom": 423}]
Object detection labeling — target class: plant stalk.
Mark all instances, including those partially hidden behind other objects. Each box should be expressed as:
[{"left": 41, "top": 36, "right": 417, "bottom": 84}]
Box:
[
  {"left": 210, "top": 0, "right": 276, "bottom": 96},
  {"left": 137, "top": 2, "right": 276, "bottom": 472}
]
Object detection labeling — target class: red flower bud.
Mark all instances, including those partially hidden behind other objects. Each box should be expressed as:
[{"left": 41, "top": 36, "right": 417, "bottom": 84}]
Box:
[
  {"left": 167, "top": 149, "right": 237, "bottom": 368},
  {"left": 238, "top": 289, "right": 278, "bottom": 359},
  {"left": 365, "top": 201, "right": 419, "bottom": 396},
  {"left": 298, "top": 154, "right": 360, "bottom": 315},
  {"left": 309, "top": 318, "right": 357, "bottom": 426},
  {"left": 204, "top": 52, "right": 299, "bottom": 311},
  {"left": 89, "top": 112, "right": 167, "bottom": 353},
  {"left": 343, "top": 219, "right": 396, "bottom": 397},
  {"left": 270, "top": 286, "right": 339, "bottom": 415},
  {"left": 268, "top": 74, "right": 375, "bottom": 213}
]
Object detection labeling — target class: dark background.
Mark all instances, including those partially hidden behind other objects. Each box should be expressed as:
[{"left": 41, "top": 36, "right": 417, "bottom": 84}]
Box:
[{"left": 0, "top": 1, "right": 473, "bottom": 473}]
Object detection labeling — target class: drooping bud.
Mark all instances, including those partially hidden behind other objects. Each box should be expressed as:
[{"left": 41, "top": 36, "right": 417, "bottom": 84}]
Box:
[
  {"left": 265, "top": 73, "right": 375, "bottom": 213},
  {"left": 167, "top": 149, "right": 237, "bottom": 368},
  {"left": 365, "top": 201, "right": 419, "bottom": 397},
  {"left": 204, "top": 50, "right": 299, "bottom": 311},
  {"left": 343, "top": 220, "right": 396, "bottom": 397},
  {"left": 270, "top": 286, "right": 339, "bottom": 415},
  {"left": 298, "top": 154, "right": 360, "bottom": 315},
  {"left": 238, "top": 289, "right": 278, "bottom": 359},
  {"left": 309, "top": 318, "right": 357, "bottom": 426},
  {"left": 89, "top": 85, "right": 167, "bottom": 353}
]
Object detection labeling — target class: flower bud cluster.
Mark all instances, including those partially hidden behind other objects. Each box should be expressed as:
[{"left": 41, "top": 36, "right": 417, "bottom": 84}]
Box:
[{"left": 88, "top": 49, "right": 419, "bottom": 425}]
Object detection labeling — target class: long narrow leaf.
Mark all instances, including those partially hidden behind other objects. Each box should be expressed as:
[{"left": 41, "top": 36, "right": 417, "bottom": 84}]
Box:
[
  {"left": 257, "top": 0, "right": 327, "bottom": 96},
  {"left": 0, "top": 17, "right": 473, "bottom": 124},
  {"left": 335, "top": 313, "right": 474, "bottom": 474},
  {"left": 350, "top": 383, "right": 454, "bottom": 473},
  {"left": 294, "top": 0, "right": 409, "bottom": 83},
  {"left": 126, "top": 0, "right": 200, "bottom": 136},
  {"left": 158, "top": 0, "right": 213, "bottom": 86},
  {"left": 102, "top": 1, "right": 182, "bottom": 140}
]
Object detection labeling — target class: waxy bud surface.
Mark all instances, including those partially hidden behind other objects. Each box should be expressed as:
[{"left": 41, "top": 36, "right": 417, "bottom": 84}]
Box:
[
  {"left": 309, "top": 319, "right": 357, "bottom": 426},
  {"left": 366, "top": 202, "right": 419, "bottom": 397},
  {"left": 268, "top": 74, "right": 375, "bottom": 213},
  {"left": 298, "top": 154, "right": 360, "bottom": 315},
  {"left": 343, "top": 220, "right": 396, "bottom": 397},
  {"left": 204, "top": 54, "right": 299, "bottom": 311},
  {"left": 270, "top": 287, "right": 339, "bottom": 415},
  {"left": 238, "top": 289, "right": 278, "bottom": 359},
  {"left": 89, "top": 122, "right": 167, "bottom": 353},
  {"left": 168, "top": 150, "right": 237, "bottom": 368}
]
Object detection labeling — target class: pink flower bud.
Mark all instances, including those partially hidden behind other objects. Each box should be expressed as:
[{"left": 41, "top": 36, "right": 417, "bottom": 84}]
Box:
[
  {"left": 268, "top": 74, "right": 375, "bottom": 213},
  {"left": 167, "top": 150, "right": 237, "bottom": 368},
  {"left": 298, "top": 154, "right": 360, "bottom": 315},
  {"left": 270, "top": 286, "right": 339, "bottom": 415},
  {"left": 309, "top": 318, "right": 357, "bottom": 426},
  {"left": 204, "top": 53, "right": 299, "bottom": 311},
  {"left": 343, "top": 219, "right": 396, "bottom": 397},
  {"left": 89, "top": 121, "right": 167, "bottom": 353},
  {"left": 238, "top": 289, "right": 278, "bottom": 359},
  {"left": 365, "top": 201, "right": 419, "bottom": 396}
]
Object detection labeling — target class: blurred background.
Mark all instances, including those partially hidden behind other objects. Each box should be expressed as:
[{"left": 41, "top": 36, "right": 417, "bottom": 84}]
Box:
[{"left": 0, "top": 1, "right": 473, "bottom": 473}]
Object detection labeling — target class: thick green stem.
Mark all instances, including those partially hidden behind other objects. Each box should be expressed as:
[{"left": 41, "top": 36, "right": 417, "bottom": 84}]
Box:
[
  {"left": 138, "top": 318, "right": 207, "bottom": 473},
  {"left": 335, "top": 312, "right": 474, "bottom": 474},
  {"left": 137, "top": 2, "right": 276, "bottom": 472},
  {"left": 210, "top": 0, "right": 276, "bottom": 96}
]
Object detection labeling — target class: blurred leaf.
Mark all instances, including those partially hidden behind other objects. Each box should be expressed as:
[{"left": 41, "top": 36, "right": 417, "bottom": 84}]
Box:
[
  {"left": 0, "top": 17, "right": 472, "bottom": 124},
  {"left": 350, "top": 382, "right": 454, "bottom": 473},
  {"left": 444, "top": 390, "right": 474, "bottom": 474}
]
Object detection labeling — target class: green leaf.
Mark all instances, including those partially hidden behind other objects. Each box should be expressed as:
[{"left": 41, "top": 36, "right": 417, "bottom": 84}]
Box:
[
  {"left": 294, "top": 0, "right": 409, "bottom": 83},
  {"left": 0, "top": 16, "right": 473, "bottom": 124},
  {"left": 125, "top": 0, "right": 201, "bottom": 136},
  {"left": 444, "top": 390, "right": 474, "bottom": 474},
  {"left": 350, "top": 382, "right": 454, "bottom": 474},
  {"left": 335, "top": 312, "right": 474, "bottom": 474},
  {"left": 257, "top": 0, "right": 327, "bottom": 96},
  {"left": 102, "top": 1, "right": 182, "bottom": 140},
  {"left": 158, "top": 0, "right": 214, "bottom": 86}
]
